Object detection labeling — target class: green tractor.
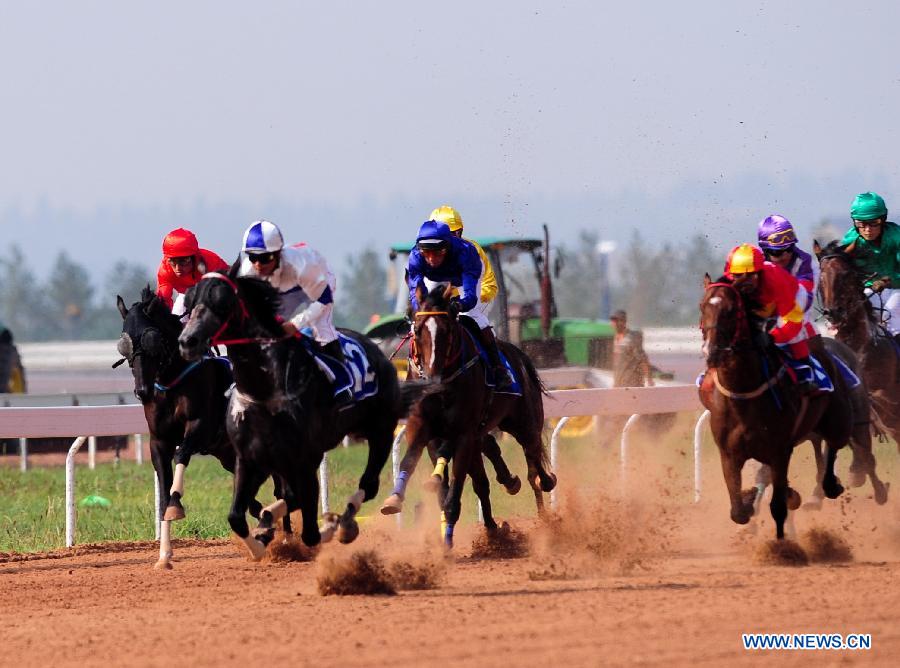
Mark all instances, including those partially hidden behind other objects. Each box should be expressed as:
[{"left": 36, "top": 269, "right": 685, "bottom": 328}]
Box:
[{"left": 364, "top": 225, "right": 616, "bottom": 374}]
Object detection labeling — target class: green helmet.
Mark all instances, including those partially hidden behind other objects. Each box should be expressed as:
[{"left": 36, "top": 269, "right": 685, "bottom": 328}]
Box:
[{"left": 850, "top": 191, "right": 888, "bottom": 221}]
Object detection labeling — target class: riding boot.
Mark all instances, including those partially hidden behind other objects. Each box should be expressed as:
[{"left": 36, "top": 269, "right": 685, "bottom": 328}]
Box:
[
  {"left": 320, "top": 340, "right": 353, "bottom": 408},
  {"left": 478, "top": 327, "right": 514, "bottom": 392}
]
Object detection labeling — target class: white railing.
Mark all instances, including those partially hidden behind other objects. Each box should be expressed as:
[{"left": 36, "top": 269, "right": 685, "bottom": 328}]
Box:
[{"left": 0, "top": 386, "right": 710, "bottom": 548}]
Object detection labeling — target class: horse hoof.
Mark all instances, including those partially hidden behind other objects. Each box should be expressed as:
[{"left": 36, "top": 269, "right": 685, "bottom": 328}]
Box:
[
  {"left": 730, "top": 508, "right": 752, "bottom": 525},
  {"left": 337, "top": 520, "right": 360, "bottom": 544},
  {"left": 875, "top": 481, "right": 890, "bottom": 505},
  {"left": 786, "top": 488, "right": 802, "bottom": 511},
  {"left": 319, "top": 513, "right": 339, "bottom": 544},
  {"left": 849, "top": 469, "right": 867, "bottom": 488},
  {"left": 536, "top": 472, "right": 557, "bottom": 493},
  {"left": 153, "top": 558, "right": 173, "bottom": 570},
  {"left": 802, "top": 497, "right": 824, "bottom": 511},
  {"left": 504, "top": 476, "right": 522, "bottom": 495},
  {"left": 824, "top": 479, "right": 844, "bottom": 500},
  {"left": 243, "top": 538, "right": 267, "bottom": 561},
  {"left": 251, "top": 526, "right": 276, "bottom": 546},
  {"left": 380, "top": 494, "right": 404, "bottom": 515},
  {"left": 302, "top": 530, "right": 323, "bottom": 548},
  {"left": 423, "top": 475, "right": 443, "bottom": 493},
  {"left": 163, "top": 504, "right": 185, "bottom": 522}
]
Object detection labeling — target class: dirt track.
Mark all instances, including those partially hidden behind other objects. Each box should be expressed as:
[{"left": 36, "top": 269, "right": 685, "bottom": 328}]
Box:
[{"left": 2, "top": 495, "right": 898, "bottom": 668}]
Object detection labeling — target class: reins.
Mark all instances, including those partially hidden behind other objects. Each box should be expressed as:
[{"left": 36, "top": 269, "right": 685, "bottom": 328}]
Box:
[{"left": 199, "top": 272, "right": 289, "bottom": 347}]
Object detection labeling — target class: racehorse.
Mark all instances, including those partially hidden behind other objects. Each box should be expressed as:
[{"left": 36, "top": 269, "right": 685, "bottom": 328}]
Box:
[
  {"left": 699, "top": 275, "right": 853, "bottom": 540},
  {"left": 815, "top": 240, "right": 900, "bottom": 447},
  {"left": 115, "top": 287, "right": 270, "bottom": 569},
  {"left": 404, "top": 284, "right": 556, "bottom": 547},
  {"left": 178, "top": 268, "right": 407, "bottom": 558}
]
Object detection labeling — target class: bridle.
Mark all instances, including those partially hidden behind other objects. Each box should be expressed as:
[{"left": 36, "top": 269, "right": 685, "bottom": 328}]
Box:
[
  {"left": 196, "top": 272, "right": 287, "bottom": 347},
  {"left": 701, "top": 281, "right": 750, "bottom": 352},
  {"left": 817, "top": 252, "right": 873, "bottom": 329},
  {"left": 411, "top": 309, "right": 468, "bottom": 381}
]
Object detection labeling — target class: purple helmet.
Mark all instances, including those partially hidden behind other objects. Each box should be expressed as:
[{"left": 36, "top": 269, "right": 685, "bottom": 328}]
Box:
[{"left": 757, "top": 214, "right": 798, "bottom": 251}]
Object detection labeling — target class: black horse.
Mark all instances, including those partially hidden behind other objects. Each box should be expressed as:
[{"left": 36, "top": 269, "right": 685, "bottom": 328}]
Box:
[
  {"left": 115, "top": 287, "right": 271, "bottom": 569},
  {"left": 178, "top": 268, "right": 409, "bottom": 557}
]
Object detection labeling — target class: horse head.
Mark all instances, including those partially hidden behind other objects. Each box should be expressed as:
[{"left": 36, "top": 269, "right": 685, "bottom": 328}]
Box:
[
  {"left": 699, "top": 274, "right": 753, "bottom": 367},
  {"left": 814, "top": 239, "right": 870, "bottom": 330},
  {"left": 116, "top": 286, "right": 183, "bottom": 403},
  {"left": 412, "top": 282, "right": 460, "bottom": 381},
  {"left": 178, "top": 266, "right": 282, "bottom": 362}
]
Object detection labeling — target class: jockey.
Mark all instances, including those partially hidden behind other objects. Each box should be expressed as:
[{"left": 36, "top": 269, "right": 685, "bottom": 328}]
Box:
[
  {"left": 429, "top": 205, "right": 499, "bottom": 305},
  {"left": 724, "top": 243, "right": 817, "bottom": 392},
  {"left": 757, "top": 214, "right": 819, "bottom": 345},
  {"left": 408, "top": 219, "right": 514, "bottom": 391},
  {"left": 237, "top": 220, "right": 352, "bottom": 406},
  {"left": 156, "top": 228, "right": 229, "bottom": 314},
  {"left": 840, "top": 191, "right": 900, "bottom": 338}
]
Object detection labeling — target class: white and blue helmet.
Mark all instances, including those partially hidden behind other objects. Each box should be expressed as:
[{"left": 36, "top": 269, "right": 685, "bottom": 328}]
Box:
[{"left": 242, "top": 220, "right": 284, "bottom": 254}]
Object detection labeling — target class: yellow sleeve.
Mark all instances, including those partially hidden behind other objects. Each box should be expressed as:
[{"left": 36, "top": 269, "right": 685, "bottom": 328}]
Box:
[{"left": 469, "top": 239, "right": 498, "bottom": 302}]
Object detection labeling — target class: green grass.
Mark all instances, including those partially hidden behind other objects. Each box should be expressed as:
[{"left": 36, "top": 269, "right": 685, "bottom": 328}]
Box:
[{"left": 2, "top": 416, "right": 897, "bottom": 554}]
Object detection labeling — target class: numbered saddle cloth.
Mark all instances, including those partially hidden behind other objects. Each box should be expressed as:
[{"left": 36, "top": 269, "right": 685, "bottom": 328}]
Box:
[
  {"left": 305, "top": 334, "right": 378, "bottom": 402},
  {"left": 779, "top": 352, "right": 834, "bottom": 393}
]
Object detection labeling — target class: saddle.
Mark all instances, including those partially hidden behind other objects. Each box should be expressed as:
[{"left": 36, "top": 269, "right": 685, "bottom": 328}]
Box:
[{"left": 296, "top": 333, "right": 378, "bottom": 403}]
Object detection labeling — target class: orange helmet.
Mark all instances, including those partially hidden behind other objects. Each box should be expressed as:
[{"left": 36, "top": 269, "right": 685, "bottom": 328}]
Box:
[
  {"left": 162, "top": 228, "right": 200, "bottom": 258},
  {"left": 724, "top": 243, "right": 765, "bottom": 275}
]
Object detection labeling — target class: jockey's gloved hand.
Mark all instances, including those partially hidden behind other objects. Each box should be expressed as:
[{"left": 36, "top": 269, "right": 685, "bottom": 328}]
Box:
[
  {"left": 870, "top": 276, "right": 892, "bottom": 293},
  {"left": 753, "top": 330, "right": 773, "bottom": 350},
  {"left": 448, "top": 298, "right": 462, "bottom": 318}
]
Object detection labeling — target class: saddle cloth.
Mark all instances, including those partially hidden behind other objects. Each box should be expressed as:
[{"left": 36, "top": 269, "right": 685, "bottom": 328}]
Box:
[
  {"left": 302, "top": 333, "right": 378, "bottom": 402},
  {"left": 464, "top": 331, "right": 524, "bottom": 396}
]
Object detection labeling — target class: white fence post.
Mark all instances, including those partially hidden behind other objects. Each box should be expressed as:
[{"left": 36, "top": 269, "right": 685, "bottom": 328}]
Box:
[
  {"left": 154, "top": 473, "right": 161, "bottom": 540},
  {"left": 88, "top": 436, "right": 97, "bottom": 470},
  {"left": 549, "top": 417, "right": 570, "bottom": 510},
  {"left": 19, "top": 438, "right": 27, "bottom": 472},
  {"left": 619, "top": 414, "right": 640, "bottom": 493},
  {"left": 693, "top": 410, "right": 711, "bottom": 503},
  {"left": 319, "top": 452, "right": 330, "bottom": 515},
  {"left": 65, "top": 437, "right": 88, "bottom": 548},
  {"left": 134, "top": 433, "right": 143, "bottom": 465}
]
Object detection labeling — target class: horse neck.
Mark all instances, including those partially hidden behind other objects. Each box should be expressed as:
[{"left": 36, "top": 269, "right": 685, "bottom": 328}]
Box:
[
  {"left": 224, "top": 315, "right": 282, "bottom": 401},
  {"left": 834, "top": 310, "right": 873, "bottom": 351},
  {"left": 710, "top": 344, "right": 771, "bottom": 392}
]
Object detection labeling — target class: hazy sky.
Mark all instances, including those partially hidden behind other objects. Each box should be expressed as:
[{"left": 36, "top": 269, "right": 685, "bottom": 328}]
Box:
[{"left": 2, "top": 1, "right": 900, "bottom": 282}]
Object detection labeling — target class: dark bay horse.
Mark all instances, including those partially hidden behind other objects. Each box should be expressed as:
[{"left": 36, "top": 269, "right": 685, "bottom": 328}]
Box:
[
  {"left": 178, "top": 269, "right": 407, "bottom": 558},
  {"left": 404, "top": 285, "right": 556, "bottom": 547},
  {"left": 115, "top": 287, "right": 267, "bottom": 569},
  {"left": 699, "top": 275, "right": 853, "bottom": 540},
  {"left": 816, "top": 239, "right": 900, "bottom": 447}
]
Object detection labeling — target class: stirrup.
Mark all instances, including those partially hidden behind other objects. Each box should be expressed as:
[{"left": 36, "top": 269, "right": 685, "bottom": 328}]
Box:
[{"left": 493, "top": 366, "right": 514, "bottom": 391}]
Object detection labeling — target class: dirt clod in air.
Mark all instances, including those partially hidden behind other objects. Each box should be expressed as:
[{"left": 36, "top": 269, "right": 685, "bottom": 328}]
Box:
[
  {"left": 388, "top": 556, "right": 444, "bottom": 590},
  {"left": 317, "top": 550, "right": 396, "bottom": 596},
  {"left": 802, "top": 527, "right": 853, "bottom": 563},
  {"left": 754, "top": 539, "right": 809, "bottom": 567}
]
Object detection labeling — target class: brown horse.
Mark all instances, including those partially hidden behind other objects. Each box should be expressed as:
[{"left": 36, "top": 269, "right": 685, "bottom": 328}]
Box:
[
  {"left": 815, "top": 239, "right": 900, "bottom": 446},
  {"left": 403, "top": 284, "right": 556, "bottom": 547},
  {"left": 699, "top": 275, "right": 853, "bottom": 540}
]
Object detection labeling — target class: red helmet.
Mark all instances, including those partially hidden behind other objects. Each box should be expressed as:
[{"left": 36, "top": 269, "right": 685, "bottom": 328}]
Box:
[
  {"left": 162, "top": 228, "right": 200, "bottom": 258},
  {"left": 724, "top": 243, "right": 765, "bottom": 276}
]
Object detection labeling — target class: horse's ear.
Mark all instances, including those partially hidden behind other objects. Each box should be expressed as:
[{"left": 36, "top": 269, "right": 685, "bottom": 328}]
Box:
[
  {"left": 441, "top": 283, "right": 455, "bottom": 300},
  {"left": 415, "top": 284, "right": 426, "bottom": 311},
  {"left": 703, "top": 273, "right": 711, "bottom": 289},
  {"left": 229, "top": 257, "right": 241, "bottom": 277},
  {"left": 117, "top": 295, "right": 128, "bottom": 320},
  {"left": 813, "top": 239, "right": 822, "bottom": 258},
  {"left": 845, "top": 239, "right": 857, "bottom": 255}
]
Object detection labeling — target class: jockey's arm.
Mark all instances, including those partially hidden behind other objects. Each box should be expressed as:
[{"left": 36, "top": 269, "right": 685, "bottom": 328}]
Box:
[
  {"left": 457, "top": 244, "right": 482, "bottom": 312},
  {"left": 289, "top": 252, "right": 334, "bottom": 330},
  {"left": 469, "top": 240, "right": 498, "bottom": 303},
  {"left": 406, "top": 251, "right": 426, "bottom": 310}
]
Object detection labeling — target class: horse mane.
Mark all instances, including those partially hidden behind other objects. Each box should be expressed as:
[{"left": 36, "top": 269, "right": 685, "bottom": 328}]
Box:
[
  {"left": 421, "top": 284, "right": 452, "bottom": 311},
  {"left": 818, "top": 239, "right": 873, "bottom": 282},
  {"left": 227, "top": 263, "right": 284, "bottom": 336},
  {"left": 139, "top": 285, "right": 183, "bottom": 340}
]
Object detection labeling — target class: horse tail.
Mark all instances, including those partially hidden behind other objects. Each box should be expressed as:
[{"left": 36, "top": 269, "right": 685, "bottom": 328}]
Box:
[{"left": 517, "top": 345, "right": 549, "bottom": 397}]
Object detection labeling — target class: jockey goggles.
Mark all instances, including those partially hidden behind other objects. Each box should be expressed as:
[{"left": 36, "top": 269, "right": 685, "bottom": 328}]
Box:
[
  {"left": 762, "top": 229, "right": 797, "bottom": 247},
  {"left": 247, "top": 251, "right": 277, "bottom": 264}
]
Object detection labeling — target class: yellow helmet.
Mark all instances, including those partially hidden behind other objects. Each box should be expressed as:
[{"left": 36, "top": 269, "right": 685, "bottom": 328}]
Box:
[{"left": 429, "top": 205, "right": 463, "bottom": 233}]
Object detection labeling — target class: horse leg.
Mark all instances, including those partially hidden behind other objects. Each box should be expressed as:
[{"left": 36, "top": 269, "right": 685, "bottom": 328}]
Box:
[
  {"left": 768, "top": 455, "right": 792, "bottom": 540},
  {"left": 425, "top": 438, "right": 454, "bottom": 493},
  {"left": 848, "top": 422, "right": 889, "bottom": 503},
  {"left": 805, "top": 436, "right": 825, "bottom": 510},
  {"left": 335, "top": 423, "right": 392, "bottom": 543},
  {"left": 469, "top": 452, "right": 498, "bottom": 531},
  {"left": 296, "top": 466, "right": 323, "bottom": 548},
  {"left": 381, "top": 416, "right": 431, "bottom": 514},
  {"left": 228, "top": 457, "right": 268, "bottom": 561},
  {"left": 821, "top": 438, "right": 845, "bottom": 500},
  {"left": 481, "top": 433, "right": 521, "bottom": 495},
  {"left": 150, "top": 442, "right": 175, "bottom": 569},
  {"left": 441, "top": 441, "right": 472, "bottom": 549},
  {"left": 718, "top": 450, "right": 754, "bottom": 525}
]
